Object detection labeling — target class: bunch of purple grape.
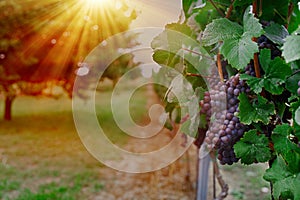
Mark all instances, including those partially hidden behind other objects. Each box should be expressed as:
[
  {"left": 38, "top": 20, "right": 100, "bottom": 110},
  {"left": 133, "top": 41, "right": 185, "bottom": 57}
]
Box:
[{"left": 198, "top": 73, "right": 251, "bottom": 165}]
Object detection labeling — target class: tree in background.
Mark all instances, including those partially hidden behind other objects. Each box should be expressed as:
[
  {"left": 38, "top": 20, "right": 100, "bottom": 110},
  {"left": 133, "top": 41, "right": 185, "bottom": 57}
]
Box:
[{"left": 0, "top": 0, "right": 138, "bottom": 120}]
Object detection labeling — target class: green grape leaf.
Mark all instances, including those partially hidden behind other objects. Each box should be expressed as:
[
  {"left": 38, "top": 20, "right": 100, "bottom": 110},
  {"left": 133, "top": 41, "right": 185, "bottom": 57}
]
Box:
[
  {"left": 264, "top": 156, "right": 293, "bottom": 182},
  {"left": 239, "top": 74, "right": 264, "bottom": 94},
  {"left": 234, "top": 130, "right": 271, "bottom": 165},
  {"left": 264, "top": 23, "right": 289, "bottom": 46},
  {"left": 272, "top": 124, "right": 300, "bottom": 173},
  {"left": 241, "top": 49, "right": 292, "bottom": 94},
  {"left": 220, "top": 35, "right": 258, "bottom": 70},
  {"left": 263, "top": 156, "right": 300, "bottom": 200},
  {"left": 258, "top": 48, "right": 271, "bottom": 72},
  {"left": 243, "top": 6, "right": 264, "bottom": 38},
  {"left": 238, "top": 93, "right": 275, "bottom": 125},
  {"left": 202, "top": 7, "right": 263, "bottom": 69},
  {"left": 201, "top": 18, "right": 243, "bottom": 46},
  {"left": 282, "top": 27, "right": 300, "bottom": 63}
]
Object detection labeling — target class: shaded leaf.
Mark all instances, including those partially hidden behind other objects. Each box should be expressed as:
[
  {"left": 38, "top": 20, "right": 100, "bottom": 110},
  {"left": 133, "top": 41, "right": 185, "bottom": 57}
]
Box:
[
  {"left": 264, "top": 156, "right": 300, "bottom": 200},
  {"left": 238, "top": 93, "right": 275, "bottom": 125},
  {"left": 282, "top": 27, "right": 300, "bottom": 63},
  {"left": 234, "top": 130, "right": 271, "bottom": 165},
  {"left": 241, "top": 49, "right": 292, "bottom": 94},
  {"left": 264, "top": 22, "right": 289, "bottom": 46}
]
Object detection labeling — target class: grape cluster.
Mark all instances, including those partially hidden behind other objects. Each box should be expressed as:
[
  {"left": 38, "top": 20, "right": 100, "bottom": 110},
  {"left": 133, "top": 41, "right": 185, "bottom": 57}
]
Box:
[
  {"left": 198, "top": 73, "right": 250, "bottom": 165},
  {"left": 217, "top": 74, "right": 250, "bottom": 165},
  {"left": 257, "top": 35, "right": 281, "bottom": 59},
  {"left": 244, "top": 60, "right": 258, "bottom": 77}
]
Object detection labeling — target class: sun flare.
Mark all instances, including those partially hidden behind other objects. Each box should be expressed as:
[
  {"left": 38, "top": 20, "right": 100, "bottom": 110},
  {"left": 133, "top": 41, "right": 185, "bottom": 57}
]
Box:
[{"left": 84, "top": 0, "right": 110, "bottom": 7}]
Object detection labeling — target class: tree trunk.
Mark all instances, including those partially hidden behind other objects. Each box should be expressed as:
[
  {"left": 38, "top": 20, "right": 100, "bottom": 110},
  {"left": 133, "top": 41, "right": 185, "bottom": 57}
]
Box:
[{"left": 4, "top": 95, "right": 15, "bottom": 121}]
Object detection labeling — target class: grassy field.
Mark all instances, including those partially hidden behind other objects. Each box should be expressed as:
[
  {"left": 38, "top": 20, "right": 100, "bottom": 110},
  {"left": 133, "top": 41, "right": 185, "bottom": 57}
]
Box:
[
  {"left": 0, "top": 82, "right": 148, "bottom": 200},
  {"left": 0, "top": 82, "right": 271, "bottom": 200}
]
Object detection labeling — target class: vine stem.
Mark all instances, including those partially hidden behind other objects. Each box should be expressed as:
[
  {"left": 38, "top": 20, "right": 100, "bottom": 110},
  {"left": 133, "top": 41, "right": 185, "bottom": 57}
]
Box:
[
  {"left": 210, "top": 151, "right": 229, "bottom": 200},
  {"left": 225, "top": 0, "right": 235, "bottom": 19},
  {"left": 217, "top": 53, "right": 224, "bottom": 82},
  {"left": 252, "top": 0, "right": 258, "bottom": 17},
  {"left": 181, "top": 48, "right": 214, "bottom": 60},
  {"left": 208, "top": 0, "right": 225, "bottom": 17},
  {"left": 216, "top": 0, "right": 234, "bottom": 83},
  {"left": 253, "top": 52, "right": 261, "bottom": 78}
]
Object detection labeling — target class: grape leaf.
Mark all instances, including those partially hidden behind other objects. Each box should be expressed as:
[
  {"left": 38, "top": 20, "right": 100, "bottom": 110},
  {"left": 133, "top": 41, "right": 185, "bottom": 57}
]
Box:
[
  {"left": 201, "top": 18, "right": 243, "bottom": 46},
  {"left": 220, "top": 35, "right": 258, "bottom": 70},
  {"left": 209, "top": 7, "right": 264, "bottom": 69},
  {"left": 243, "top": 6, "right": 264, "bottom": 38},
  {"left": 263, "top": 156, "right": 300, "bottom": 200},
  {"left": 234, "top": 130, "right": 271, "bottom": 165},
  {"left": 264, "top": 22, "right": 289, "bottom": 46},
  {"left": 238, "top": 93, "right": 275, "bottom": 125},
  {"left": 240, "top": 49, "right": 292, "bottom": 94},
  {"left": 202, "top": 6, "right": 263, "bottom": 69},
  {"left": 282, "top": 27, "right": 300, "bottom": 63},
  {"left": 272, "top": 124, "right": 300, "bottom": 173},
  {"left": 239, "top": 74, "right": 264, "bottom": 93}
]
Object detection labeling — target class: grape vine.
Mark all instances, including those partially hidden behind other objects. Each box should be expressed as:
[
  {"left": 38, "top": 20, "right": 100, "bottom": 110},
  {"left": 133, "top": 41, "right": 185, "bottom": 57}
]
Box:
[{"left": 152, "top": 0, "right": 300, "bottom": 199}]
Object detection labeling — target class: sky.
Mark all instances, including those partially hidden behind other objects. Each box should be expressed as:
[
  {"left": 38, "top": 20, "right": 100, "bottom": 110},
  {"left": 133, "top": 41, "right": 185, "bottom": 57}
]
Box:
[
  {"left": 129, "top": 0, "right": 182, "bottom": 28},
  {"left": 125, "top": 0, "right": 183, "bottom": 65}
]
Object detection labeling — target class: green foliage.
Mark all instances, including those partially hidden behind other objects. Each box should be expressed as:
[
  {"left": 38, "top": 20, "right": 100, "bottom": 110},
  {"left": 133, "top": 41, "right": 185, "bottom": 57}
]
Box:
[
  {"left": 193, "top": 1, "right": 221, "bottom": 31},
  {"left": 233, "top": 0, "right": 252, "bottom": 7},
  {"left": 201, "top": 18, "right": 243, "bottom": 46},
  {"left": 272, "top": 124, "right": 300, "bottom": 173},
  {"left": 182, "top": 0, "right": 199, "bottom": 17},
  {"left": 202, "top": 6, "right": 264, "bottom": 69},
  {"left": 282, "top": 27, "right": 300, "bottom": 63},
  {"left": 286, "top": 71, "right": 300, "bottom": 95},
  {"left": 288, "top": 2, "right": 300, "bottom": 33},
  {"left": 220, "top": 36, "right": 258, "bottom": 70},
  {"left": 260, "top": 0, "right": 289, "bottom": 25},
  {"left": 238, "top": 93, "right": 275, "bottom": 125},
  {"left": 264, "top": 22, "right": 289, "bottom": 46},
  {"left": 155, "top": 0, "right": 300, "bottom": 198},
  {"left": 263, "top": 156, "right": 300, "bottom": 200},
  {"left": 234, "top": 130, "right": 271, "bottom": 165},
  {"left": 240, "top": 49, "right": 292, "bottom": 94}
]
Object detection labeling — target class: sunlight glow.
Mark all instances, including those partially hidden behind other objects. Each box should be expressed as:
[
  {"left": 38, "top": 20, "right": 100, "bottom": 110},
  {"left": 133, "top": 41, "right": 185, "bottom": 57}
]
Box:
[{"left": 85, "top": 0, "right": 110, "bottom": 7}]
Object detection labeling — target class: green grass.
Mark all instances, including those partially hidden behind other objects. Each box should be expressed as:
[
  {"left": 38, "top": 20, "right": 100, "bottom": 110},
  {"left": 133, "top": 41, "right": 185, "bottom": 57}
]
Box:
[
  {"left": 0, "top": 84, "right": 148, "bottom": 199},
  {"left": 95, "top": 83, "right": 148, "bottom": 144},
  {"left": 221, "top": 163, "right": 271, "bottom": 200}
]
